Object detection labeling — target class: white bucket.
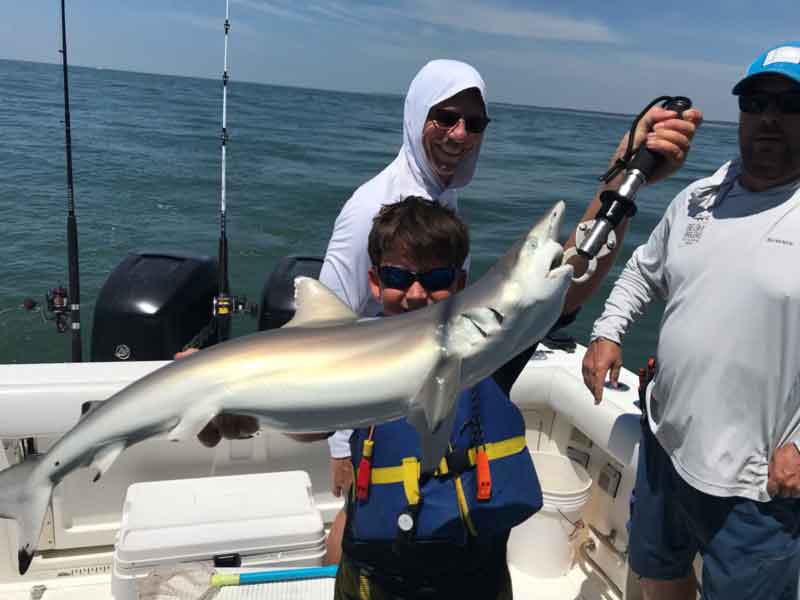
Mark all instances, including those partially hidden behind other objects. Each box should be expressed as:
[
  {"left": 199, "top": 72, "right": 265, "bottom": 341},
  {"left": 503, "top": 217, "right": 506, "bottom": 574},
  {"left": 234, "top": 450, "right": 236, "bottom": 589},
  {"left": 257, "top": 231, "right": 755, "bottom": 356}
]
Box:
[{"left": 507, "top": 452, "right": 592, "bottom": 578}]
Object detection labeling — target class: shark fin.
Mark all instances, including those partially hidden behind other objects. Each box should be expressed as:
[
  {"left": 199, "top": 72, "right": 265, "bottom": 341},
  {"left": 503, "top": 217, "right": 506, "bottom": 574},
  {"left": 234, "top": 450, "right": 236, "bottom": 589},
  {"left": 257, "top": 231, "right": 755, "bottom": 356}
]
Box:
[
  {"left": 79, "top": 400, "right": 106, "bottom": 420},
  {"left": 413, "top": 357, "right": 462, "bottom": 431},
  {"left": 0, "top": 456, "right": 53, "bottom": 574},
  {"left": 283, "top": 277, "right": 358, "bottom": 328},
  {"left": 408, "top": 402, "right": 459, "bottom": 474},
  {"left": 167, "top": 408, "right": 217, "bottom": 442},
  {"left": 407, "top": 357, "right": 462, "bottom": 472},
  {"left": 89, "top": 442, "right": 126, "bottom": 483}
]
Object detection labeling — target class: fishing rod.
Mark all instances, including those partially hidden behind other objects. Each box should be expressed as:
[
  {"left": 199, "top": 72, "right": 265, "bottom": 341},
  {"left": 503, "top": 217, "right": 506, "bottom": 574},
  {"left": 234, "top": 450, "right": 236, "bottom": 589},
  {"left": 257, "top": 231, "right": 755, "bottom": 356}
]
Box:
[
  {"left": 212, "top": 0, "right": 234, "bottom": 342},
  {"left": 183, "top": 0, "right": 255, "bottom": 352},
  {"left": 564, "top": 95, "right": 692, "bottom": 283},
  {"left": 59, "top": 0, "right": 83, "bottom": 361}
]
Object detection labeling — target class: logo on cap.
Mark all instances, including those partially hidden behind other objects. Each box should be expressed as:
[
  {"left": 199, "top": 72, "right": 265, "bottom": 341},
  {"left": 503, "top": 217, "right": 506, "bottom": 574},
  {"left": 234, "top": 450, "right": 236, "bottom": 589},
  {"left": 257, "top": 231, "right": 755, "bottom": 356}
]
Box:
[{"left": 764, "top": 46, "right": 800, "bottom": 67}]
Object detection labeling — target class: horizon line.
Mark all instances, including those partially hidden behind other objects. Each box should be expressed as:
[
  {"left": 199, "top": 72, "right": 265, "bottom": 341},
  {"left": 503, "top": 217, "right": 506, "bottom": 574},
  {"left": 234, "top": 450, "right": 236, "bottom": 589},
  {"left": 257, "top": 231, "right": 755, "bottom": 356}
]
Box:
[{"left": 0, "top": 56, "right": 737, "bottom": 126}]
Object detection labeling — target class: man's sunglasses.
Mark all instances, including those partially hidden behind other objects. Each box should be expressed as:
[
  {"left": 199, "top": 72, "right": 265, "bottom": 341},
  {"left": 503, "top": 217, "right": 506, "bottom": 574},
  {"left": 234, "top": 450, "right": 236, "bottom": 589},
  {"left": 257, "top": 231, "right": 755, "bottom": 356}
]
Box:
[
  {"left": 430, "top": 108, "right": 491, "bottom": 134},
  {"left": 378, "top": 265, "right": 458, "bottom": 292},
  {"left": 738, "top": 92, "right": 800, "bottom": 114}
]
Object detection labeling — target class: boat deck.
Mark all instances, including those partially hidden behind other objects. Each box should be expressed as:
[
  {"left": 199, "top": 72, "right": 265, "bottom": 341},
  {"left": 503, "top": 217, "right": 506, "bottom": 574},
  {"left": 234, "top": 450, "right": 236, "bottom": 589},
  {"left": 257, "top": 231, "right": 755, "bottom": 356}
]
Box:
[{"left": 0, "top": 561, "right": 619, "bottom": 600}]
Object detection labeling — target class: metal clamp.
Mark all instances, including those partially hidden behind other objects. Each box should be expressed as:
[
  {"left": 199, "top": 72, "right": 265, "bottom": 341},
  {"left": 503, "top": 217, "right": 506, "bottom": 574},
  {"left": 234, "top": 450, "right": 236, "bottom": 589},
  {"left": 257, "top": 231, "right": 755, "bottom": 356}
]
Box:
[{"left": 565, "top": 220, "right": 618, "bottom": 283}]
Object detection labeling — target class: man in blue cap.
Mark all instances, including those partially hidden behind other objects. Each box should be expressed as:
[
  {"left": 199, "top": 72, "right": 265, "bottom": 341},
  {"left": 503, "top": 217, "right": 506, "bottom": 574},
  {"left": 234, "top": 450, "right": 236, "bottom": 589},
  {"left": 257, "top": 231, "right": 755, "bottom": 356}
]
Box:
[{"left": 583, "top": 42, "right": 800, "bottom": 599}]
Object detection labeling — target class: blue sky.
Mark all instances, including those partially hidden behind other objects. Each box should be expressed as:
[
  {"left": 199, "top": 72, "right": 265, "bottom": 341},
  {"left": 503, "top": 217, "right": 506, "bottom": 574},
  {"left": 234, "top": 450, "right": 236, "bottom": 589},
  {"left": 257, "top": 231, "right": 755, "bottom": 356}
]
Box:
[{"left": 2, "top": 0, "right": 797, "bottom": 121}]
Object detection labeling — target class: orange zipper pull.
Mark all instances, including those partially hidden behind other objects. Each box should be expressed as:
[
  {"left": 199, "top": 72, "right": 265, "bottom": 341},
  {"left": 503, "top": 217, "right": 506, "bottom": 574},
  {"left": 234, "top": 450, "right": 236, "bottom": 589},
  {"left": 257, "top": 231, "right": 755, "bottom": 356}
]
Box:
[{"left": 476, "top": 446, "right": 491, "bottom": 501}]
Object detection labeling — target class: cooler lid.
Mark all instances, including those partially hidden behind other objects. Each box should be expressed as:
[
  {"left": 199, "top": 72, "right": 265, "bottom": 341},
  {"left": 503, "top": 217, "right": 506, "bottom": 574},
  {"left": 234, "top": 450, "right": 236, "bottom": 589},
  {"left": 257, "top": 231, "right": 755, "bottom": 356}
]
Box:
[{"left": 115, "top": 471, "right": 324, "bottom": 567}]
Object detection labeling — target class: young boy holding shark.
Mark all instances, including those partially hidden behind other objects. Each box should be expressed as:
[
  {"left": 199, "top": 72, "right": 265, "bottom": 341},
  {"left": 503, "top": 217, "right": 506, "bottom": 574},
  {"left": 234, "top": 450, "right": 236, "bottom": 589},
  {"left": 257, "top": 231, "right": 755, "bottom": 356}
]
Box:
[{"left": 332, "top": 196, "right": 556, "bottom": 600}]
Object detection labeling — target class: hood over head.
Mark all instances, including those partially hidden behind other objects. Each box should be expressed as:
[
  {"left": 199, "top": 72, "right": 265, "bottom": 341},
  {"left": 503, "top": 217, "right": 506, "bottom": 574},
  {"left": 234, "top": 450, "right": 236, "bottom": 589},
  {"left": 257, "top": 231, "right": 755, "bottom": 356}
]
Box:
[{"left": 402, "top": 59, "right": 488, "bottom": 195}]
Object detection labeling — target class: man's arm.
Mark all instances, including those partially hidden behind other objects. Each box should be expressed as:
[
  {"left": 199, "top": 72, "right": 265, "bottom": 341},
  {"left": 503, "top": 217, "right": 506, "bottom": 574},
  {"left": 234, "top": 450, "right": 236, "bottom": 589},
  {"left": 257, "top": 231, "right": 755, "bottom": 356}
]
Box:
[
  {"left": 562, "top": 106, "right": 702, "bottom": 315},
  {"left": 581, "top": 201, "right": 674, "bottom": 403},
  {"left": 493, "top": 107, "right": 701, "bottom": 399}
]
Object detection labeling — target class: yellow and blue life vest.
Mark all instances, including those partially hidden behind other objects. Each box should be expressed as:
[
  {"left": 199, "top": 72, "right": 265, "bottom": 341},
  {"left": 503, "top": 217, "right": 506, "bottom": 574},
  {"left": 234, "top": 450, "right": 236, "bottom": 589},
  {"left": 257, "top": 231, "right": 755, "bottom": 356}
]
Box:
[{"left": 347, "top": 376, "right": 542, "bottom": 544}]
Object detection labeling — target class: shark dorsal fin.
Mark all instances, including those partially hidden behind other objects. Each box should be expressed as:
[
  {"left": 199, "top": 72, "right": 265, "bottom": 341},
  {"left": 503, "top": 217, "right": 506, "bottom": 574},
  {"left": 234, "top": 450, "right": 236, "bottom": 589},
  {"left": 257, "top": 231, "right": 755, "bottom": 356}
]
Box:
[{"left": 284, "top": 276, "right": 359, "bottom": 328}]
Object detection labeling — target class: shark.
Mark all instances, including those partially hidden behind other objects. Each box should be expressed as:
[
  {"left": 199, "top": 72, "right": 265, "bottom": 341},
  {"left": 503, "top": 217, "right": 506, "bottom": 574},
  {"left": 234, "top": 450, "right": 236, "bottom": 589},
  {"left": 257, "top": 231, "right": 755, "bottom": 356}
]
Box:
[{"left": 0, "top": 202, "right": 572, "bottom": 575}]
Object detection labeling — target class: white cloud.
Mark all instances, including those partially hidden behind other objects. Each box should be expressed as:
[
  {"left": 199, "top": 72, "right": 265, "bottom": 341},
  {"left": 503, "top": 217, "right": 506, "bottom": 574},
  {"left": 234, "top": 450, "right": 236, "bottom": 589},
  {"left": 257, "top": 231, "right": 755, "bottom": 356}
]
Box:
[
  {"left": 232, "top": 0, "right": 315, "bottom": 24},
  {"left": 403, "top": 0, "right": 620, "bottom": 43},
  {"left": 233, "top": 0, "right": 619, "bottom": 44}
]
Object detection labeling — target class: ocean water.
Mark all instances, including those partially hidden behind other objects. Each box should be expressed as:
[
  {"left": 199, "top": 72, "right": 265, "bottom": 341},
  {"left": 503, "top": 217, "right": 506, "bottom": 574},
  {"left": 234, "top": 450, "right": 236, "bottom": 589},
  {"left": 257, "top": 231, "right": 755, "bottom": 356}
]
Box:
[{"left": 0, "top": 59, "right": 739, "bottom": 369}]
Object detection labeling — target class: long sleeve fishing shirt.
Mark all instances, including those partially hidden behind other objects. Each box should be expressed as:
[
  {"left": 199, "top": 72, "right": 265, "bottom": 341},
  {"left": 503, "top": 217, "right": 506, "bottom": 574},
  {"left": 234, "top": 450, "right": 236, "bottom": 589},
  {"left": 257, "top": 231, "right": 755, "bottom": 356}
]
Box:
[
  {"left": 319, "top": 60, "right": 487, "bottom": 459},
  {"left": 592, "top": 160, "right": 800, "bottom": 502}
]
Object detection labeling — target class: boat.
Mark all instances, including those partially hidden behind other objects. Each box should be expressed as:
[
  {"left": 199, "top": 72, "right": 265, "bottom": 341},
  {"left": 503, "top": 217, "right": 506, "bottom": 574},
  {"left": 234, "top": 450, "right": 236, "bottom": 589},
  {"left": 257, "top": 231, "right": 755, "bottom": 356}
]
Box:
[
  {"left": 0, "top": 3, "right": 662, "bottom": 599},
  {"left": 0, "top": 332, "right": 650, "bottom": 599}
]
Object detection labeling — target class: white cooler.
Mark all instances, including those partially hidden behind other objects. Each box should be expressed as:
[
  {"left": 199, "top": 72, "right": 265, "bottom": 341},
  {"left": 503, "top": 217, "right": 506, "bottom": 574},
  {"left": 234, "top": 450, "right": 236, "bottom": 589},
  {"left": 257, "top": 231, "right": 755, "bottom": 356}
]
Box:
[{"left": 111, "top": 471, "right": 326, "bottom": 600}]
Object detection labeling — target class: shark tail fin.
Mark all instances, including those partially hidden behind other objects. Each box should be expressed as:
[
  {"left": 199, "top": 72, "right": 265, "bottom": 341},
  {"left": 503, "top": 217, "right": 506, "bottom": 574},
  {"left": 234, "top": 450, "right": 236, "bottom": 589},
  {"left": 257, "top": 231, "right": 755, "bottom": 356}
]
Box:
[{"left": 0, "top": 456, "right": 53, "bottom": 575}]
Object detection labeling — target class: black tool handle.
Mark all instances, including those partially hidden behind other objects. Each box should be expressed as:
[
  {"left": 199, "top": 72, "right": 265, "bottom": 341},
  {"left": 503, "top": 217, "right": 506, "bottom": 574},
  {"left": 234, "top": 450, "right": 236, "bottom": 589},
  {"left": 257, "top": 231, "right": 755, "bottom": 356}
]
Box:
[{"left": 627, "top": 96, "right": 692, "bottom": 179}]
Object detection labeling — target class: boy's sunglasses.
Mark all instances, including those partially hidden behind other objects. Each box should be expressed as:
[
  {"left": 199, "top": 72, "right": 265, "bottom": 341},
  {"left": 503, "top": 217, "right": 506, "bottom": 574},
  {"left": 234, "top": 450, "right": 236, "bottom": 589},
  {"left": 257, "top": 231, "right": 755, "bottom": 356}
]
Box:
[
  {"left": 738, "top": 92, "right": 800, "bottom": 114},
  {"left": 429, "top": 108, "right": 491, "bottom": 134},
  {"left": 378, "top": 265, "right": 457, "bottom": 292}
]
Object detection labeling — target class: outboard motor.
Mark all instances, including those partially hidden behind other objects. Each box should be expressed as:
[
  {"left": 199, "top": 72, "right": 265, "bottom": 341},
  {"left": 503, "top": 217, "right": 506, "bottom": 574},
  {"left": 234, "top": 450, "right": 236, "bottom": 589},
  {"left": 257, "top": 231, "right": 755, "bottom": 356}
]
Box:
[
  {"left": 257, "top": 256, "right": 323, "bottom": 331},
  {"left": 91, "top": 251, "right": 219, "bottom": 361}
]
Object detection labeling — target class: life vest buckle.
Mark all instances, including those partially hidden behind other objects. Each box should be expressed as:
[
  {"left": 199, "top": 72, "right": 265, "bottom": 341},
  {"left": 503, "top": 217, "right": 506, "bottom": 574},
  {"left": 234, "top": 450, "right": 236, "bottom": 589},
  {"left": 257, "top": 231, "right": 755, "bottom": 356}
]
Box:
[{"left": 442, "top": 448, "right": 471, "bottom": 477}]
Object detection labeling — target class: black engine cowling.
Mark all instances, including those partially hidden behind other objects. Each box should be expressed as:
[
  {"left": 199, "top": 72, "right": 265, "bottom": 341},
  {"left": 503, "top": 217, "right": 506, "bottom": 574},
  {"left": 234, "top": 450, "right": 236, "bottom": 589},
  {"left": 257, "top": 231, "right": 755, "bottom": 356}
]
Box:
[{"left": 91, "top": 251, "right": 219, "bottom": 361}]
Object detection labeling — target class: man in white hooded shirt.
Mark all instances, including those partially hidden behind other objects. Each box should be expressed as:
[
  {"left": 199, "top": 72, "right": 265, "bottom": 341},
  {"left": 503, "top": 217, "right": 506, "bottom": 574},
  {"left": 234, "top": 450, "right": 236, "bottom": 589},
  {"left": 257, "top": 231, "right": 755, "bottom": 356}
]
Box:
[
  {"left": 319, "top": 59, "right": 485, "bottom": 319},
  {"left": 322, "top": 60, "right": 489, "bottom": 493}
]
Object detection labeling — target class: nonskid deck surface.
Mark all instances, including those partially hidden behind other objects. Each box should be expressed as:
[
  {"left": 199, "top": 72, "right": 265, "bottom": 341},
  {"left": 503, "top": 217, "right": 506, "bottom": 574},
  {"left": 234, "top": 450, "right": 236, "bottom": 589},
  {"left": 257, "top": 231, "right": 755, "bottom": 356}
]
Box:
[{"left": 0, "top": 579, "right": 336, "bottom": 600}]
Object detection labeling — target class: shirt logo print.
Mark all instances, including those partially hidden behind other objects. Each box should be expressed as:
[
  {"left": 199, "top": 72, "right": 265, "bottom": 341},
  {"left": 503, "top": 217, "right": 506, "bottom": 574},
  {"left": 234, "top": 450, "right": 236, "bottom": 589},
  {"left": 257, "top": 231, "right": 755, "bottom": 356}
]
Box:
[
  {"left": 766, "top": 237, "right": 794, "bottom": 247},
  {"left": 681, "top": 215, "right": 709, "bottom": 246}
]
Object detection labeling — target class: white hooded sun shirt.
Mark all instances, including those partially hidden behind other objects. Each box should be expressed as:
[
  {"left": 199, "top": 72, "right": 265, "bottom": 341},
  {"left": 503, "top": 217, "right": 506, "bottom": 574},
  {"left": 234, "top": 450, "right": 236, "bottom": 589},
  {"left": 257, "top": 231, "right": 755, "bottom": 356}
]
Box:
[
  {"left": 319, "top": 59, "right": 486, "bottom": 318},
  {"left": 320, "top": 59, "right": 487, "bottom": 458}
]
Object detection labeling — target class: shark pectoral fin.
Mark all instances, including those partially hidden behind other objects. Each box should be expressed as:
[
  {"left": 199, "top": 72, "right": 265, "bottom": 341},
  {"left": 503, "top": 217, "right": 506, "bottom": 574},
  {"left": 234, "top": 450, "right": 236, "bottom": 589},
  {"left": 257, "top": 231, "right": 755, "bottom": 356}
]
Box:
[
  {"left": 407, "top": 357, "right": 462, "bottom": 473},
  {"left": 414, "top": 357, "right": 462, "bottom": 431},
  {"left": 408, "top": 403, "right": 458, "bottom": 474},
  {"left": 284, "top": 277, "right": 359, "bottom": 328},
  {"left": 89, "top": 442, "right": 126, "bottom": 483},
  {"left": 167, "top": 408, "right": 219, "bottom": 442}
]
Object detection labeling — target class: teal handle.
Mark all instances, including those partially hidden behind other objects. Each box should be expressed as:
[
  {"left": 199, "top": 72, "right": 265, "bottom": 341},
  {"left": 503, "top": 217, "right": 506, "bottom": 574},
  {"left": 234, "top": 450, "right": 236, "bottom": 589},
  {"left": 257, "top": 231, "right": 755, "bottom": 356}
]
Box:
[{"left": 212, "top": 565, "right": 338, "bottom": 587}]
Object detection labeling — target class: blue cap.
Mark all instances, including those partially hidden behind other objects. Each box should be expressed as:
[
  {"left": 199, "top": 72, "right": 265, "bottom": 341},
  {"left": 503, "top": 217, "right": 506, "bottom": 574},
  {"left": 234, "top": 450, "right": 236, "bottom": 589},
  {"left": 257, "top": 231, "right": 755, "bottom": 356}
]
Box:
[{"left": 732, "top": 42, "right": 800, "bottom": 95}]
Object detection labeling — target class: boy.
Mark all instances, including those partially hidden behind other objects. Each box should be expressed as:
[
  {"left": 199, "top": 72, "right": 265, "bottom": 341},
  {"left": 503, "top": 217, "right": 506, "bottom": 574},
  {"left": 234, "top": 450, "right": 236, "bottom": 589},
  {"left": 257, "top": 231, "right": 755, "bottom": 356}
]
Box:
[{"left": 333, "top": 196, "right": 542, "bottom": 599}]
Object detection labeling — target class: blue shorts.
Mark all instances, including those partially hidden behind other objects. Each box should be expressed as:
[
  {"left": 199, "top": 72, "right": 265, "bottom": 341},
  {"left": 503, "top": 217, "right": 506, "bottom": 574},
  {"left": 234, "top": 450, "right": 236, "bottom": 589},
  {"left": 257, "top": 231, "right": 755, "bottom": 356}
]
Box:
[{"left": 629, "top": 420, "right": 800, "bottom": 600}]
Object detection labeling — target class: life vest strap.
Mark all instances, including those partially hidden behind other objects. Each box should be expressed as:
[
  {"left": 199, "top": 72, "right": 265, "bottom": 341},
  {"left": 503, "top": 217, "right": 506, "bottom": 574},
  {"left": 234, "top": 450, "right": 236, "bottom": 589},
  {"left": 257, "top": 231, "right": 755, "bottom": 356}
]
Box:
[
  {"left": 361, "top": 436, "right": 527, "bottom": 485},
  {"left": 401, "top": 457, "right": 421, "bottom": 505}
]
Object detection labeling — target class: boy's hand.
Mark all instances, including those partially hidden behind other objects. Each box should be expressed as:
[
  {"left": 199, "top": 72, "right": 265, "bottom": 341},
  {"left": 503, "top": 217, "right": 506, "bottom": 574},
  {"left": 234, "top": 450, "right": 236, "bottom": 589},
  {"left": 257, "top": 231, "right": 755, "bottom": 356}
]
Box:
[
  {"left": 173, "top": 348, "right": 259, "bottom": 446},
  {"left": 197, "top": 414, "right": 261, "bottom": 448},
  {"left": 331, "top": 457, "right": 353, "bottom": 497}
]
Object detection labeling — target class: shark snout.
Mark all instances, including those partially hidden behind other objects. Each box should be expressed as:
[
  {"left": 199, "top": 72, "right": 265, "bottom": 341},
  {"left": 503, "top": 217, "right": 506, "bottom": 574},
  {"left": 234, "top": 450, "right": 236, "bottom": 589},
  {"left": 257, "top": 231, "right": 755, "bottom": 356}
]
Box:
[
  {"left": 529, "top": 202, "right": 572, "bottom": 279},
  {"left": 546, "top": 201, "right": 565, "bottom": 243}
]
